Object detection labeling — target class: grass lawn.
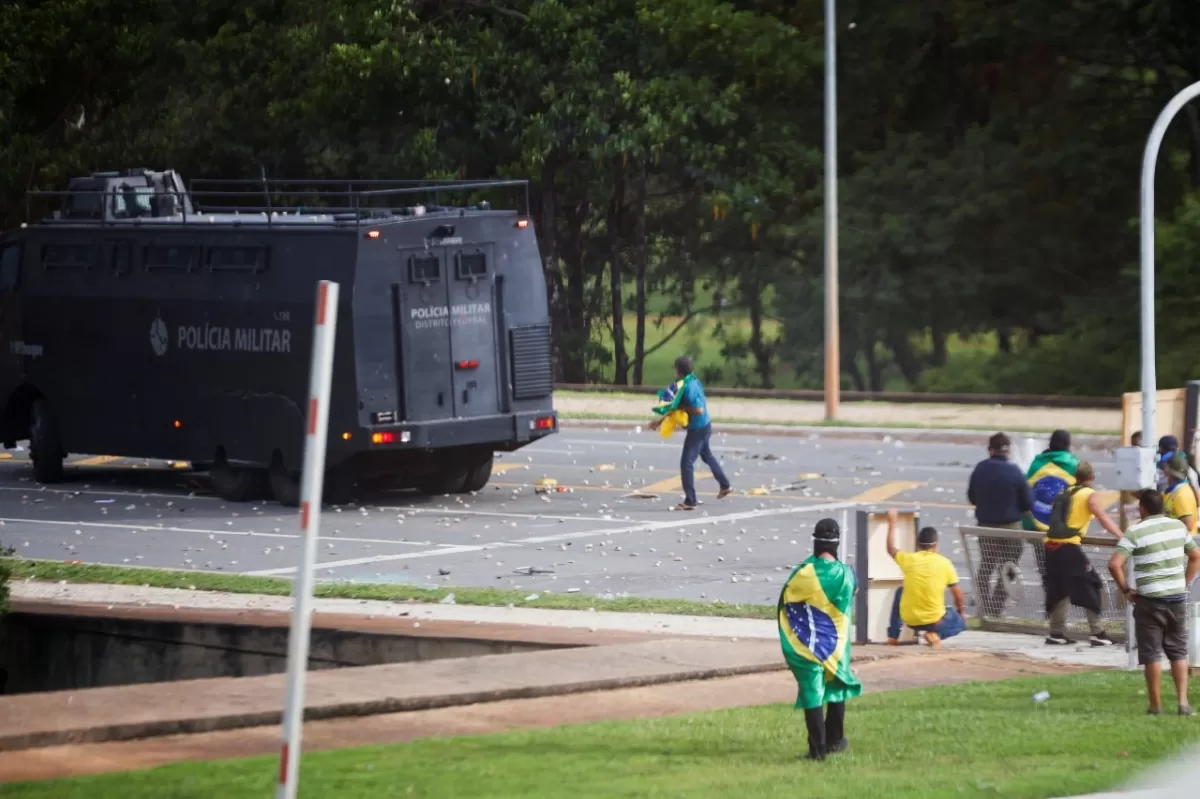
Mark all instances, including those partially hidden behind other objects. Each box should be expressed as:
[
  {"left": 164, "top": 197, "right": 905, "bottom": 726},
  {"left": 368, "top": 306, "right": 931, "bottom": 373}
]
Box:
[
  {"left": 1, "top": 559, "right": 775, "bottom": 620},
  {"left": 7, "top": 671, "right": 1194, "bottom": 798}
]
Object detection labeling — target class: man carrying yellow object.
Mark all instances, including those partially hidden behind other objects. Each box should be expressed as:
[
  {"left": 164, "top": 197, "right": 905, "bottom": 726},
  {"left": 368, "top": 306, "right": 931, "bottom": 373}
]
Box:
[{"left": 647, "top": 356, "right": 732, "bottom": 511}]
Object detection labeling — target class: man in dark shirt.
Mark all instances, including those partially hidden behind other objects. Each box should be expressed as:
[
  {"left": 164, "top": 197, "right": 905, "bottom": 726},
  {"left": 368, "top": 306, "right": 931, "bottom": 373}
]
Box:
[{"left": 967, "top": 433, "right": 1034, "bottom": 616}]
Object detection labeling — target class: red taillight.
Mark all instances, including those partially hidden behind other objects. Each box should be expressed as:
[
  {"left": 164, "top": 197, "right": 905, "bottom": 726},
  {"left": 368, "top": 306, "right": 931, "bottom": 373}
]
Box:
[
  {"left": 372, "top": 431, "right": 395, "bottom": 444},
  {"left": 533, "top": 416, "right": 555, "bottom": 430},
  {"left": 455, "top": 359, "right": 479, "bottom": 370}
]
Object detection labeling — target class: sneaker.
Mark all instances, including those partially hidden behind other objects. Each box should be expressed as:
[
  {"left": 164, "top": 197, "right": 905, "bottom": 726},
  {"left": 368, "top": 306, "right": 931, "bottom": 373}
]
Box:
[
  {"left": 1089, "top": 631, "right": 1115, "bottom": 647},
  {"left": 1045, "top": 634, "right": 1073, "bottom": 645},
  {"left": 828, "top": 738, "right": 849, "bottom": 754},
  {"left": 1180, "top": 705, "right": 1196, "bottom": 716}
]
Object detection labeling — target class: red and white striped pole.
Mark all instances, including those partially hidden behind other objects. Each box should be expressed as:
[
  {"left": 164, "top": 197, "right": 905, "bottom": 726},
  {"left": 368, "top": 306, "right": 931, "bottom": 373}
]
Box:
[{"left": 276, "top": 280, "right": 339, "bottom": 799}]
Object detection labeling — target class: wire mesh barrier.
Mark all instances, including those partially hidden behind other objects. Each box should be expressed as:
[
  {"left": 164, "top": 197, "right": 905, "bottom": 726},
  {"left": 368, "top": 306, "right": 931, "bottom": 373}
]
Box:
[{"left": 957, "top": 525, "right": 1129, "bottom": 642}]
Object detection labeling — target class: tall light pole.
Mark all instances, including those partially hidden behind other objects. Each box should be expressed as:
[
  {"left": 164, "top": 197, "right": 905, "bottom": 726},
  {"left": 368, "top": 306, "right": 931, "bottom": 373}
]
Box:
[
  {"left": 823, "top": 0, "right": 840, "bottom": 421},
  {"left": 1139, "top": 80, "right": 1200, "bottom": 449}
]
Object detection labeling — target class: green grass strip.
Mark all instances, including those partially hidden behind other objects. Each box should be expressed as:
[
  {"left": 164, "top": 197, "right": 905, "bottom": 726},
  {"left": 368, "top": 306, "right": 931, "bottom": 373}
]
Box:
[
  {"left": 2, "top": 558, "right": 775, "bottom": 620},
  {"left": 5, "top": 671, "right": 1192, "bottom": 798}
]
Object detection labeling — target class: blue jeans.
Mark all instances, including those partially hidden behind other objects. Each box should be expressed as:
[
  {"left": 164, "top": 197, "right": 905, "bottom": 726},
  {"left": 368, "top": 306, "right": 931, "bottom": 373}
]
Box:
[
  {"left": 681, "top": 423, "right": 730, "bottom": 506},
  {"left": 887, "top": 587, "right": 966, "bottom": 640}
]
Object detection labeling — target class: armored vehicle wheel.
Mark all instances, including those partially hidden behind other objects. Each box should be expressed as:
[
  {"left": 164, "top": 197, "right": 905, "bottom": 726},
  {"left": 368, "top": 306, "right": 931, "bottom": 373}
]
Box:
[
  {"left": 416, "top": 465, "right": 470, "bottom": 496},
  {"left": 209, "top": 461, "right": 268, "bottom": 502},
  {"left": 462, "top": 452, "right": 494, "bottom": 493},
  {"left": 268, "top": 460, "right": 355, "bottom": 507},
  {"left": 29, "top": 399, "right": 66, "bottom": 484}
]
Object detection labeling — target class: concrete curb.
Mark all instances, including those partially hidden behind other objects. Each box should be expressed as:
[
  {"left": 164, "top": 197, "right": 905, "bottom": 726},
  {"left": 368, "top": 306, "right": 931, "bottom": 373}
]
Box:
[{"left": 558, "top": 417, "right": 1121, "bottom": 448}]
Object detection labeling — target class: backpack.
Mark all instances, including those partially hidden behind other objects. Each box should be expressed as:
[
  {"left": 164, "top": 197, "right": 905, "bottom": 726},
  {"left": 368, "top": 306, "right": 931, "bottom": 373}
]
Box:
[{"left": 1047, "top": 485, "right": 1084, "bottom": 540}]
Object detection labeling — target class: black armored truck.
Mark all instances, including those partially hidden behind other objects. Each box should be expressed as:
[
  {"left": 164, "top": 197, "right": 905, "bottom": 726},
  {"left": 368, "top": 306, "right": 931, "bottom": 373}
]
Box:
[{"left": 0, "top": 169, "right": 557, "bottom": 504}]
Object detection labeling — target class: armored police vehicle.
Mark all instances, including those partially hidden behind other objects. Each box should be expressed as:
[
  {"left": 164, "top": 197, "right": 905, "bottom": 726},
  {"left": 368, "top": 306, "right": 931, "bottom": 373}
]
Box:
[{"left": 0, "top": 169, "right": 557, "bottom": 504}]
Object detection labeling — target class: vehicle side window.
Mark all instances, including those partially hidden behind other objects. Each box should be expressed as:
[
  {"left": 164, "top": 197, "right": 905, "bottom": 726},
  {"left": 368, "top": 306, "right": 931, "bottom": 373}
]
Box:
[
  {"left": 456, "top": 251, "right": 487, "bottom": 280},
  {"left": 409, "top": 254, "right": 441, "bottom": 284},
  {"left": 144, "top": 245, "right": 199, "bottom": 272},
  {"left": 0, "top": 243, "right": 20, "bottom": 291}
]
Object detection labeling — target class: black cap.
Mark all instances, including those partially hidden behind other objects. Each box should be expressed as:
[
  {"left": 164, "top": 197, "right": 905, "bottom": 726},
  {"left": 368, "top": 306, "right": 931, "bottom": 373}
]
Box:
[
  {"left": 1049, "top": 429, "right": 1071, "bottom": 451},
  {"left": 917, "top": 526, "right": 938, "bottom": 546},
  {"left": 813, "top": 518, "right": 840, "bottom": 543}
]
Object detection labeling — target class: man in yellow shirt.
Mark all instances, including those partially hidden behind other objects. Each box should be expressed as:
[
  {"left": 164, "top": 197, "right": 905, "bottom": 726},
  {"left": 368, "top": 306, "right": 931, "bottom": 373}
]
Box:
[
  {"left": 884, "top": 509, "right": 967, "bottom": 648},
  {"left": 1043, "top": 461, "right": 1122, "bottom": 646},
  {"left": 1162, "top": 453, "right": 1197, "bottom": 535}
]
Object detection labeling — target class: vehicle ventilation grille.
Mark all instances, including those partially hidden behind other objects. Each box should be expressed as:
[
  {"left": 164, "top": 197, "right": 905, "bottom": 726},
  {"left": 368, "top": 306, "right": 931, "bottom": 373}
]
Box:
[{"left": 510, "top": 324, "right": 554, "bottom": 400}]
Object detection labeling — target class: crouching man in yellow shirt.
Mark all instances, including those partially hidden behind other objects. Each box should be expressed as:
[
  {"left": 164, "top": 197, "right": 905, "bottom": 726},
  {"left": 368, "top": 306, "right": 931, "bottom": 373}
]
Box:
[{"left": 884, "top": 508, "right": 968, "bottom": 648}]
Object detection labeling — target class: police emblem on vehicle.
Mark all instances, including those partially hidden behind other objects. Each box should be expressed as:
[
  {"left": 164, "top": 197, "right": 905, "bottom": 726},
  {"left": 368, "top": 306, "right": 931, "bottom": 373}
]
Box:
[{"left": 150, "top": 316, "right": 169, "bottom": 356}]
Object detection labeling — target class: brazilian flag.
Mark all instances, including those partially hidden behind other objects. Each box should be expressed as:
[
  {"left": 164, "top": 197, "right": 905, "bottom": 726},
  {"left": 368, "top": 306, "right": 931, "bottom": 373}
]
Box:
[
  {"left": 777, "top": 555, "right": 862, "bottom": 710},
  {"left": 1023, "top": 450, "right": 1079, "bottom": 531},
  {"left": 651, "top": 374, "right": 693, "bottom": 439}
]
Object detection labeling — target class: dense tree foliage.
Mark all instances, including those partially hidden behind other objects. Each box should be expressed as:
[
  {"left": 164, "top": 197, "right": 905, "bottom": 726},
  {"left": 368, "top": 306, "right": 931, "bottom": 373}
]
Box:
[{"left": 1, "top": 0, "right": 1198, "bottom": 395}]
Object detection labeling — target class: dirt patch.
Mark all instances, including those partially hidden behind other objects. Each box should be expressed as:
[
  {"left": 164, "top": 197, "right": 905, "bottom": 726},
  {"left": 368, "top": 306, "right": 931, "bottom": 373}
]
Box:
[{"left": 0, "top": 649, "right": 1093, "bottom": 784}]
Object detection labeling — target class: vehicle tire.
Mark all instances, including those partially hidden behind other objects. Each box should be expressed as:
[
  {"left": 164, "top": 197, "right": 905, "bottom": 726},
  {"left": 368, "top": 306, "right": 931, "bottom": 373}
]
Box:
[
  {"left": 210, "top": 461, "right": 268, "bottom": 502},
  {"left": 462, "top": 452, "right": 494, "bottom": 493},
  {"left": 29, "top": 399, "right": 65, "bottom": 484},
  {"left": 269, "top": 460, "right": 356, "bottom": 507},
  {"left": 268, "top": 461, "right": 301, "bottom": 507},
  {"left": 416, "top": 465, "right": 469, "bottom": 496},
  {"left": 323, "top": 464, "right": 356, "bottom": 506}
]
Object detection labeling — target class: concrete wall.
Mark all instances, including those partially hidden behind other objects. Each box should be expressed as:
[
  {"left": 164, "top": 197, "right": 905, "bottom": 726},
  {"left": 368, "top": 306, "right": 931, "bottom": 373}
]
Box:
[{"left": 0, "top": 611, "right": 568, "bottom": 695}]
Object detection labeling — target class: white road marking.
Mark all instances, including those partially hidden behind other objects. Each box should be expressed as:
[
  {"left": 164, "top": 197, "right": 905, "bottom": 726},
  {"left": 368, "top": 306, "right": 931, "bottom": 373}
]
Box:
[
  {"left": 376, "top": 505, "right": 631, "bottom": 524},
  {"left": 512, "top": 501, "right": 857, "bottom": 544},
  {"left": 0, "top": 517, "right": 439, "bottom": 547},
  {"left": 0, "top": 485, "right": 222, "bottom": 503},
  {"left": 247, "top": 500, "right": 857, "bottom": 577},
  {"left": 244, "top": 544, "right": 497, "bottom": 576}
]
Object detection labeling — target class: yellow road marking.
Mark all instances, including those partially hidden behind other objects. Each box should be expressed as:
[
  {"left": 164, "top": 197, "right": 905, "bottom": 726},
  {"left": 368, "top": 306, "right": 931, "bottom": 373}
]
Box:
[
  {"left": 641, "top": 472, "right": 711, "bottom": 495},
  {"left": 492, "top": 463, "right": 526, "bottom": 475},
  {"left": 851, "top": 480, "right": 923, "bottom": 503},
  {"left": 0, "top": 453, "right": 11, "bottom": 460},
  {"left": 71, "top": 455, "right": 122, "bottom": 467}
]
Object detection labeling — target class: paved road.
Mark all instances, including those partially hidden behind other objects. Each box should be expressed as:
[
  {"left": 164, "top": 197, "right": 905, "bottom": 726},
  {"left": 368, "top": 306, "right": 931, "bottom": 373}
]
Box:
[{"left": 0, "top": 427, "right": 1121, "bottom": 607}]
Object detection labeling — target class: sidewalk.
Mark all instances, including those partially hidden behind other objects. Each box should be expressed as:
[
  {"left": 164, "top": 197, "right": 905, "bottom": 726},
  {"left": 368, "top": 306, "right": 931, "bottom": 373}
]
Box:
[
  {"left": 554, "top": 394, "right": 1121, "bottom": 436},
  {"left": 11, "top": 580, "right": 1129, "bottom": 669}
]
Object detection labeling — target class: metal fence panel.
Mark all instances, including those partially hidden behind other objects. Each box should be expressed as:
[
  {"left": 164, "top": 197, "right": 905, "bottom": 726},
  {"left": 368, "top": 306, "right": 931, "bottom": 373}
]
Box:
[{"left": 958, "top": 525, "right": 1128, "bottom": 642}]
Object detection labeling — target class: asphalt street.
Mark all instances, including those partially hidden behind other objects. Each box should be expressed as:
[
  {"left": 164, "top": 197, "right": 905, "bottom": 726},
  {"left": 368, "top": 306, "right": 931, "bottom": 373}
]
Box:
[{"left": 0, "top": 426, "right": 1123, "bottom": 608}]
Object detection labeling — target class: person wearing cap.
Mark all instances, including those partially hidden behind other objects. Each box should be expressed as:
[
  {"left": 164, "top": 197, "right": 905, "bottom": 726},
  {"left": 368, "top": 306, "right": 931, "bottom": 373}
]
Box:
[
  {"left": 1043, "top": 461, "right": 1122, "bottom": 646},
  {"left": 647, "top": 355, "right": 733, "bottom": 511},
  {"left": 777, "top": 519, "right": 861, "bottom": 761},
  {"left": 883, "top": 509, "right": 967, "bottom": 647},
  {"left": 967, "top": 432, "right": 1034, "bottom": 615},
  {"left": 1162, "top": 452, "right": 1197, "bottom": 535}
]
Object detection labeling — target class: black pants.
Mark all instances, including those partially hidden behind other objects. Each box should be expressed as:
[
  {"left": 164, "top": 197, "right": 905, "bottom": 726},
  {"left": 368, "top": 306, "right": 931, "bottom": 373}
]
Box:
[{"left": 803, "top": 702, "right": 845, "bottom": 757}]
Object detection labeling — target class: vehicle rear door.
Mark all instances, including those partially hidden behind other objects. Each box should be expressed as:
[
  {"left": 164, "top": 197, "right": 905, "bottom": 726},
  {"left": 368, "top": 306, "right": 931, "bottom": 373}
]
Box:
[
  {"left": 446, "top": 245, "right": 500, "bottom": 417},
  {"left": 396, "top": 247, "right": 454, "bottom": 421}
]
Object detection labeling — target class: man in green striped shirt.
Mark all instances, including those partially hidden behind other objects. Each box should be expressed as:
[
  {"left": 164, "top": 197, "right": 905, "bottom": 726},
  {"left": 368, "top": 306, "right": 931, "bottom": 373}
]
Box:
[{"left": 1109, "top": 489, "right": 1200, "bottom": 716}]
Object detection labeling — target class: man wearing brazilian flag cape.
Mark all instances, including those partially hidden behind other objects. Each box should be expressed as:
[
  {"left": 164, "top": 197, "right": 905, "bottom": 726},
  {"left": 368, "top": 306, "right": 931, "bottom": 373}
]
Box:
[
  {"left": 1022, "top": 429, "right": 1079, "bottom": 577},
  {"left": 777, "top": 518, "right": 861, "bottom": 761}
]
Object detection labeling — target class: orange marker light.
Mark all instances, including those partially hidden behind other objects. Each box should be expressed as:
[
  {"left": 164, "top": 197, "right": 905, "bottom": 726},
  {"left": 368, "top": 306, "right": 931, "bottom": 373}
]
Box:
[
  {"left": 173, "top": 420, "right": 182, "bottom": 429},
  {"left": 515, "top": 219, "right": 529, "bottom": 229},
  {"left": 372, "top": 431, "right": 396, "bottom": 445},
  {"left": 342, "top": 432, "right": 352, "bottom": 440},
  {"left": 366, "top": 229, "right": 381, "bottom": 239}
]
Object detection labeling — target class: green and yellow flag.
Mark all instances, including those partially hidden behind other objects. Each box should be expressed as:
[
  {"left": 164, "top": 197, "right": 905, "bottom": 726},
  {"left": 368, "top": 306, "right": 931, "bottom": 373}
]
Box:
[
  {"left": 651, "top": 375, "right": 692, "bottom": 439},
  {"left": 777, "top": 555, "right": 862, "bottom": 710},
  {"left": 1023, "top": 449, "right": 1079, "bottom": 531}
]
